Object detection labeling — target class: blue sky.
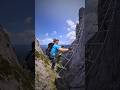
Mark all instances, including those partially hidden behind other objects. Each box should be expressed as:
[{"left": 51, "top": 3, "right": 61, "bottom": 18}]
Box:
[
  {"left": 35, "top": 0, "right": 85, "bottom": 45},
  {"left": 0, "top": 0, "right": 34, "bottom": 45}
]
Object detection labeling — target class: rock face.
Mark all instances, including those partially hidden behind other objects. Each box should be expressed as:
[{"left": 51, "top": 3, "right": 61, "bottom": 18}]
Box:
[
  {"left": 35, "top": 40, "right": 56, "bottom": 90},
  {"left": 86, "top": 0, "right": 120, "bottom": 89},
  {"left": 65, "top": 7, "right": 85, "bottom": 89},
  {"left": 0, "top": 25, "right": 18, "bottom": 65},
  {"left": 56, "top": 7, "right": 85, "bottom": 90},
  {"left": 25, "top": 41, "right": 35, "bottom": 77},
  {"left": 35, "top": 39, "right": 43, "bottom": 53},
  {"left": 0, "top": 25, "right": 34, "bottom": 90},
  {"left": 85, "top": 0, "right": 98, "bottom": 43}
]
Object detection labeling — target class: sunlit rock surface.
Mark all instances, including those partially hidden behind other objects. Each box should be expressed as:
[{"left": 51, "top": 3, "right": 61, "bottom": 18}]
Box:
[
  {"left": 35, "top": 39, "right": 43, "bottom": 53},
  {"left": 35, "top": 40, "right": 57, "bottom": 90}
]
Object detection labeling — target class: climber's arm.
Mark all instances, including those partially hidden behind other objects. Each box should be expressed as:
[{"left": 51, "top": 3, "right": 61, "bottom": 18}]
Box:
[{"left": 59, "top": 48, "right": 69, "bottom": 52}]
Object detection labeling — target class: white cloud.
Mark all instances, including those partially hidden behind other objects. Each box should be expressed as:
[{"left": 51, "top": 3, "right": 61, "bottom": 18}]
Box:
[
  {"left": 66, "top": 31, "right": 76, "bottom": 43},
  {"left": 67, "top": 28, "right": 71, "bottom": 31},
  {"left": 76, "top": 20, "right": 79, "bottom": 24},
  {"left": 53, "top": 31, "right": 57, "bottom": 35},
  {"left": 60, "top": 35, "right": 63, "bottom": 38},
  {"left": 51, "top": 30, "right": 57, "bottom": 36},
  {"left": 40, "top": 38, "right": 53, "bottom": 45},
  {"left": 45, "top": 33, "right": 49, "bottom": 36},
  {"left": 59, "top": 40, "right": 65, "bottom": 45},
  {"left": 66, "top": 19, "right": 76, "bottom": 31},
  {"left": 65, "top": 19, "right": 77, "bottom": 44}
]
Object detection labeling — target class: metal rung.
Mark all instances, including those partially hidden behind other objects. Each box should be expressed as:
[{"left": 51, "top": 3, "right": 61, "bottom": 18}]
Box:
[
  {"left": 87, "top": 42, "right": 104, "bottom": 45},
  {"left": 86, "top": 60, "right": 94, "bottom": 63},
  {"left": 69, "top": 85, "right": 85, "bottom": 89},
  {"left": 87, "top": 29, "right": 119, "bottom": 34},
  {"left": 72, "top": 43, "right": 104, "bottom": 45}
]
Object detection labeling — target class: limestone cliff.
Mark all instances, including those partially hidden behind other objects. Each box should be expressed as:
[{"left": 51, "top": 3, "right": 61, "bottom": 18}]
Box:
[
  {"left": 35, "top": 39, "right": 43, "bottom": 53},
  {"left": 35, "top": 39, "right": 57, "bottom": 90},
  {"left": 0, "top": 25, "right": 34, "bottom": 90},
  {"left": 86, "top": 0, "right": 120, "bottom": 89}
]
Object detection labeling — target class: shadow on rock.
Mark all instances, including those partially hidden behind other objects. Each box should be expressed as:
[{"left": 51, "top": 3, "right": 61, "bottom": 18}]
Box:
[{"left": 55, "top": 77, "right": 70, "bottom": 90}]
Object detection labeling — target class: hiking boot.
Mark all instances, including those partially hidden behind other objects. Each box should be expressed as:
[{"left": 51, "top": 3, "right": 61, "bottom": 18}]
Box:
[{"left": 56, "top": 74, "right": 61, "bottom": 78}]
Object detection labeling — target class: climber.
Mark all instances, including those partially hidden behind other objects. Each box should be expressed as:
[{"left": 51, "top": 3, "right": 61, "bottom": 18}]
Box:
[
  {"left": 46, "top": 38, "right": 56, "bottom": 59},
  {"left": 56, "top": 45, "right": 64, "bottom": 63},
  {"left": 49, "top": 39, "right": 72, "bottom": 70},
  {"left": 55, "top": 45, "right": 66, "bottom": 70}
]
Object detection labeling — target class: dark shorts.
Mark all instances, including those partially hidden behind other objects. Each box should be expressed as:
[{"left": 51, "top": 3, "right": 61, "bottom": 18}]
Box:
[{"left": 50, "top": 57, "right": 56, "bottom": 64}]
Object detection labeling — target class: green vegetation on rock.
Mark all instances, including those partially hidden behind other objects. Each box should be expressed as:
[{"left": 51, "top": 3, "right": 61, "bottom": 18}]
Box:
[
  {"left": 35, "top": 50, "right": 50, "bottom": 65},
  {"left": 35, "top": 50, "right": 57, "bottom": 90},
  {"left": 0, "top": 54, "right": 34, "bottom": 90}
]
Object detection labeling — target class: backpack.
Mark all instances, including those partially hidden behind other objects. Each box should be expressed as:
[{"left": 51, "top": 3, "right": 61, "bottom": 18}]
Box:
[{"left": 46, "top": 43, "right": 54, "bottom": 57}]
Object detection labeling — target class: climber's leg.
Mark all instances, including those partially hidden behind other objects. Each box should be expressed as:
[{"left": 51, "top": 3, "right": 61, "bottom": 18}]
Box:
[{"left": 51, "top": 57, "right": 56, "bottom": 70}]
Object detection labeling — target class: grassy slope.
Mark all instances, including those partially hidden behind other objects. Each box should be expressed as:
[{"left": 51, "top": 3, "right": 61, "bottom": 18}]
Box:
[
  {"left": 0, "top": 54, "right": 34, "bottom": 90},
  {"left": 35, "top": 50, "right": 57, "bottom": 90}
]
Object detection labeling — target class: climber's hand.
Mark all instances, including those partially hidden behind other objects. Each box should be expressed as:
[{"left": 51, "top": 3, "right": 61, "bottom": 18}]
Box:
[{"left": 68, "top": 47, "right": 72, "bottom": 51}]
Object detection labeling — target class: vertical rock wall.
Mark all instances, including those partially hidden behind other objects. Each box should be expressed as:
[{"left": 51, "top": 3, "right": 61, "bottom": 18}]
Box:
[
  {"left": 86, "top": 0, "right": 120, "bottom": 89},
  {"left": 0, "top": 25, "right": 34, "bottom": 90}
]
